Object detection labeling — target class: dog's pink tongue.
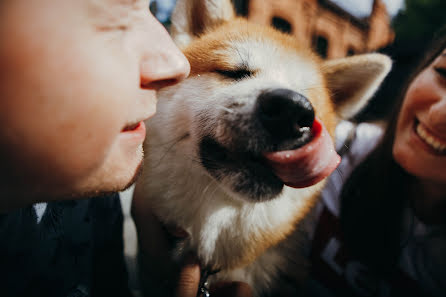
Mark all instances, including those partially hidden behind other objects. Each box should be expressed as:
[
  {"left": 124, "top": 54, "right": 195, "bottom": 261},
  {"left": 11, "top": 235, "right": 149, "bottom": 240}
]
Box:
[{"left": 263, "top": 119, "right": 340, "bottom": 188}]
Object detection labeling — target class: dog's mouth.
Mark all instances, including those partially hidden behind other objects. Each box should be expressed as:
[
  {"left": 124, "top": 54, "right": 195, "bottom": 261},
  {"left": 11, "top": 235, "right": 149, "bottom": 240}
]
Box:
[
  {"left": 263, "top": 119, "right": 340, "bottom": 188},
  {"left": 199, "top": 118, "right": 340, "bottom": 200}
]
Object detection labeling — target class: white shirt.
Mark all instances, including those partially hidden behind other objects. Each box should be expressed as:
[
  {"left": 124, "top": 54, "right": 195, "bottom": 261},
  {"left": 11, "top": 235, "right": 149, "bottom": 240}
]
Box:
[{"left": 307, "top": 121, "right": 446, "bottom": 297}]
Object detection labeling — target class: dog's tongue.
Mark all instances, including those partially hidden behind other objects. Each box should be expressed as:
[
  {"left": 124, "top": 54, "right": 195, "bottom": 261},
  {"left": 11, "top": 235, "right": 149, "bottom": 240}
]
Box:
[{"left": 263, "top": 119, "right": 340, "bottom": 188}]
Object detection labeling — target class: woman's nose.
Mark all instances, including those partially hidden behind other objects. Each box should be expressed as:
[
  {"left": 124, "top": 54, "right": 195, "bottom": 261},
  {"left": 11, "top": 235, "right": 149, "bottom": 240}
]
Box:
[{"left": 140, "top": 16, "right": 190, "bottom": 90}]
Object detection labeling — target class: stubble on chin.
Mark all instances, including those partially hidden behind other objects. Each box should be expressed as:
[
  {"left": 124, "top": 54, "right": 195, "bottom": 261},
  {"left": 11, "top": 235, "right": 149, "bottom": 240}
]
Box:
[
  {"left": 0, "top": 159, "right": 146, "bottom": 214},
  {"left": 69, "top": 157, "right": 145, "bottom": 200},
  {"left": 0, "top": 140, "right": 147, "bottom": 211},
  {"left": 121, "top": 157, "right": 144, "bottom": 191}
]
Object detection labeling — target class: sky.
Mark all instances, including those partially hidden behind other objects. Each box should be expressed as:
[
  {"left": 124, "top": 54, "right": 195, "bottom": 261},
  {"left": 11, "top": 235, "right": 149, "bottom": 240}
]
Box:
[
  {"left": 150, "top": 0, "right": 406, "bottom": 22},
  {"left": 330, "top": 0, "right": 405, "bottom": 17},
  {"left": 150, "top": 0, "right": 177, "bottom": 22}
]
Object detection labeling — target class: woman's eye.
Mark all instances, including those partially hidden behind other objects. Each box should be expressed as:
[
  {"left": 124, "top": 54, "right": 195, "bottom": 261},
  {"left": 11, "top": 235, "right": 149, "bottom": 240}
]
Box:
[
  {"left": 434, "top": 67, "right": 446, "bottom": 79},
  {"left": 215, "top": 69, "right": 253, "bottom": 81}
]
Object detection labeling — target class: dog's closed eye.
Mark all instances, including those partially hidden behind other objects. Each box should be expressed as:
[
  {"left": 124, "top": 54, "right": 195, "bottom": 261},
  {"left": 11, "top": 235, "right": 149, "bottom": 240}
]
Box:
[{"left": 215, "top": 69, "right": 254, "bottom": 81}]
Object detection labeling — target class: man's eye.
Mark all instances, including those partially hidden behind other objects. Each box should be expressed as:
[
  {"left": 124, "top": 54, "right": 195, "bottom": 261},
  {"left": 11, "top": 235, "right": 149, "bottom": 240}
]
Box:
[
  {"left": 97, "top": 24, "right": 129, "bottom": 32},
  {"left": 215, "top": 69, "right": 253, "bottom": 81},
  {"left": 434, "top": 67, "right": 446, "bottom": 79}
]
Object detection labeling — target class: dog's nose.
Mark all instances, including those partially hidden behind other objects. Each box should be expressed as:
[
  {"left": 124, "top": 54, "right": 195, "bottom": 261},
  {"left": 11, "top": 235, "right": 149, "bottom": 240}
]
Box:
[{"left": 256, "top": 88, "right": 315, "bottom": 139}]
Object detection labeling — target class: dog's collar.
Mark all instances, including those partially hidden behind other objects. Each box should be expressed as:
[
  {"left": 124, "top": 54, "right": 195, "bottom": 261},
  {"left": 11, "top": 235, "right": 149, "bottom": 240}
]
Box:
[{"left": 198, "top": 268, "right": 221, "bottom": 297}]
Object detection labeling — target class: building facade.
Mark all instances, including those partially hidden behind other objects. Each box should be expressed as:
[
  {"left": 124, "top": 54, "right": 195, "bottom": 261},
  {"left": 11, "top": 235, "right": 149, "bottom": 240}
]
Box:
[{"left": 234, "top": 0, "right": 394, "bottom": 59}]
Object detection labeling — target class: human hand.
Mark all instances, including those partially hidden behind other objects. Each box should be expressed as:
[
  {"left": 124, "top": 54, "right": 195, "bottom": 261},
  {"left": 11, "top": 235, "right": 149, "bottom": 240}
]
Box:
[{"left": 175, "top": 255, "right": 252, "bottom": 297}]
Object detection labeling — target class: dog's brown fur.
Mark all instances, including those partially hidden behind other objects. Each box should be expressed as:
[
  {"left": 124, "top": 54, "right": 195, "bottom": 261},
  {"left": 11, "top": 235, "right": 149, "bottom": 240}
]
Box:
[{"left": 133, "top": 0, "right": 391, "bottom": 296}]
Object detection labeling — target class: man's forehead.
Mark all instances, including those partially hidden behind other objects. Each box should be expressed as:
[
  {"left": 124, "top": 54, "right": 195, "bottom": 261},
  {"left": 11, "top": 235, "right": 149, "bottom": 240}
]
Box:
[
  {"left": 87, "top": 0, "right": 148, "bottom": 25},
  {"left": 89, "top": 0, "right": 148, "bottom": 9}
]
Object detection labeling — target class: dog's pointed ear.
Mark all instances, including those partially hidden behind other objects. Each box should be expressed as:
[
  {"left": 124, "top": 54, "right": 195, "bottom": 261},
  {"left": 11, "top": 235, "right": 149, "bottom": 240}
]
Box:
[
  {"left": 170, "top": 0, "right": 235, "bottom": 48},
  {"left": 322, "top": 53, "right": 392, "bottom": 119}
]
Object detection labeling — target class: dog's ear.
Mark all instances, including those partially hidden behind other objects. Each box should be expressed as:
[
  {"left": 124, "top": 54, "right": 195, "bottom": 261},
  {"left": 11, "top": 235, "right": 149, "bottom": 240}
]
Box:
[
  {"left": 170, "top": 0, "right": 235, "bottom": 48},
  {"left": 322, "top": 53, "right": 392, "bottom": 119}
]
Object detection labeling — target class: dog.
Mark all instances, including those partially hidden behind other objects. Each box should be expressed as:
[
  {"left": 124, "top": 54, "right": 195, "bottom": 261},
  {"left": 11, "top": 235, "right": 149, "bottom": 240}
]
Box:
[{"left": 133, "top": 0, "right": 391, "bottom": 296}]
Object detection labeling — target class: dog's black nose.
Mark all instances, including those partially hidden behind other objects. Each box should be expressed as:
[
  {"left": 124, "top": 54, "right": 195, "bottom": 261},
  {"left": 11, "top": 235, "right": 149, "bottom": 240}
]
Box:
[{"left": 256, "top": 88, "right": 315, "bottom": 139}]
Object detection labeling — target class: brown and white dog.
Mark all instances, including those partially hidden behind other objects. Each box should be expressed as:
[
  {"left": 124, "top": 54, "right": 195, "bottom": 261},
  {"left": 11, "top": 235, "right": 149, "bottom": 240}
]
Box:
[{"left": 133, "top": 0, "right": 391, "bottom": 296}]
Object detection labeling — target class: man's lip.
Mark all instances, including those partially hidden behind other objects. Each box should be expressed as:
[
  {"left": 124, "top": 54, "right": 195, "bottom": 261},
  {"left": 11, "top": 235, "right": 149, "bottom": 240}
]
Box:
[
  {"left": 122, "top": 121, "right": 143, "bottom": 132},
  {"left": 119, "top": 121, "right": 146, "bottom": 141}
]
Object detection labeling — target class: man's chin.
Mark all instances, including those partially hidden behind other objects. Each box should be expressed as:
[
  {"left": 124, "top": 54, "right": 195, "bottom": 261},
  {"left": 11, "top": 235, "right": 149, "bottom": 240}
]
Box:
[
  {"left": 0, "top": 155, "right": 145, "bottom": 211},
  {"left": 72, "top": 158, "right": 144, "bottom": 199},
  {"left": 121, "top": 159, "right": 144, "bottom": 191}
]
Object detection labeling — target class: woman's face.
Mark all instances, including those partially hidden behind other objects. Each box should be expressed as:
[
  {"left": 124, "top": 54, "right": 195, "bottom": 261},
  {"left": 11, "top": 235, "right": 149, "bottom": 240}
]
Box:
[{"left": 393, "top": 48, "right": 446, "bottom": 183}]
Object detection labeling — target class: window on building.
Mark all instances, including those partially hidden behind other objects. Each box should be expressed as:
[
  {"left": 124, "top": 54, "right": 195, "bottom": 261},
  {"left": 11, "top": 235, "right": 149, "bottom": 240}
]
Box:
[
  {"left": 314, "top": 35, "right": 329, "bottom": 58},
  {"left": 233, "top": 0, "right": 249, "bottom": 16},
  {"left": 271, "top": 16, "right": 292, "bottom": 34},
  {"left": 347, "top": 47, "right": 356, "bottom": 56}
]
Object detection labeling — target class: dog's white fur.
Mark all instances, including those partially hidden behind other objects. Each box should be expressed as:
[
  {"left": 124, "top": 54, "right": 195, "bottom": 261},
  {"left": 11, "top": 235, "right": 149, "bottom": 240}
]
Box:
[{"left": 133, "top": 0, "right": 391, "bottom": 295}]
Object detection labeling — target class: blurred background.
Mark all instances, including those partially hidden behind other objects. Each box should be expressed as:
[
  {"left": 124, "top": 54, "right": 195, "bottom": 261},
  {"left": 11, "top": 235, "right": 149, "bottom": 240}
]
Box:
[{"left": 148, "top": 0, "right": 446, "bottom": 120}]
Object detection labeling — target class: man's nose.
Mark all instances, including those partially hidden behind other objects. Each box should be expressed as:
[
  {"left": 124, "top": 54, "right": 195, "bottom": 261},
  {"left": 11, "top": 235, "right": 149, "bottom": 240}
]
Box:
[
  {"left": 140, "top": 49, "right": 190, "bottom": 90},
  {"left": 140, "top": 17, "right": 190, "bottom": 90}
]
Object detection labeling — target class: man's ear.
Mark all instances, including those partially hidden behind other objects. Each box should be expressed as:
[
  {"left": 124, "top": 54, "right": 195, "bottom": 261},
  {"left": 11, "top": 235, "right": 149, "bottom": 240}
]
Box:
[
  {"left": 323, "top": 53, "right": 392, "bottom": 119},
  {"left": 170, "top": 0, "right": 235, "bottom": 48}
]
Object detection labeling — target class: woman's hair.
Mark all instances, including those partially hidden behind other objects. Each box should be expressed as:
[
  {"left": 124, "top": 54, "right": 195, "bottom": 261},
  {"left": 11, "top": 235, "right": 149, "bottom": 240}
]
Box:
[{"left": 340, "top": 26, "right": 446, "bottom": 275}]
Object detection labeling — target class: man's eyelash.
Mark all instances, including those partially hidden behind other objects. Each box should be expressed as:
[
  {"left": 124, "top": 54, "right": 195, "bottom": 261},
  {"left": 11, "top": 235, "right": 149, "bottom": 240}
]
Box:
[{"left": 97, "top": 24, "right": 129, "bottom": 32}]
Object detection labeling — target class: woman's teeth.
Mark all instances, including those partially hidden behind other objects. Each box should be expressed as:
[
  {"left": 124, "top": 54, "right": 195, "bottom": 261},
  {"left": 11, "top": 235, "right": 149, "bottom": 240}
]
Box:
[{"left": 416, "top": 123, "right": 446, "bottom": 154}]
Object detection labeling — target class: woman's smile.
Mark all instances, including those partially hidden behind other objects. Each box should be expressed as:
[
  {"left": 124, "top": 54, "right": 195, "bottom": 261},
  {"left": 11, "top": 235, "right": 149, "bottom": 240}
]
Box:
[{"left": 414, "top": 120, "right": 446, "bottom": 155}]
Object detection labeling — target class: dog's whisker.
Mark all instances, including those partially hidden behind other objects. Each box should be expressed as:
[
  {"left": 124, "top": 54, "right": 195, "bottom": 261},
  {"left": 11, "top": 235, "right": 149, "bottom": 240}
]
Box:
[
  {"left": 334, "top": 167, "right": 345, "bottom": 184},
  {"left": 198, "top": 179, "right": 219, "bottom": 203},
  {"left": 217, "top": 105, "right": 235, "bottom": 114},
  {"left": 300, "top": 85, "right": 326, "bottom": 92},
  {"left": 201, "top": 179, "right": 222, "bottom": 202},
  {"left": 186, "top": 156, "right": 222, "bottom": 171},
  {"left": 151, "top": 133, "right": 190, "bottom": 148},
  {"left": 152, "top": 133, "right": 190, "bottom": 168}
]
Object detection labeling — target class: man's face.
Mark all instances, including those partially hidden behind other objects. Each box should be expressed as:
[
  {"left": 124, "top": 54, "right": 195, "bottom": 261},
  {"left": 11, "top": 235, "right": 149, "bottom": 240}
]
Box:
[{"left": 0, "top": 0, "right": 190, "bottom": 203}]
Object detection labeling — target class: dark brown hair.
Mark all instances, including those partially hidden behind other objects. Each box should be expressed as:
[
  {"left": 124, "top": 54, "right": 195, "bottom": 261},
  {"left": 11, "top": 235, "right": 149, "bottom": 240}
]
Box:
[{"left": 340, "top": 26, "right": 446, "bottom": 275}]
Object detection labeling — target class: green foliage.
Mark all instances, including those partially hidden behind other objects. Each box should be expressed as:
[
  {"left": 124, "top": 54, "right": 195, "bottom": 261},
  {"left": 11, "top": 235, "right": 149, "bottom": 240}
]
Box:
[{"left": 392, "top": 0, "right": 446, "bottom": 43}]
